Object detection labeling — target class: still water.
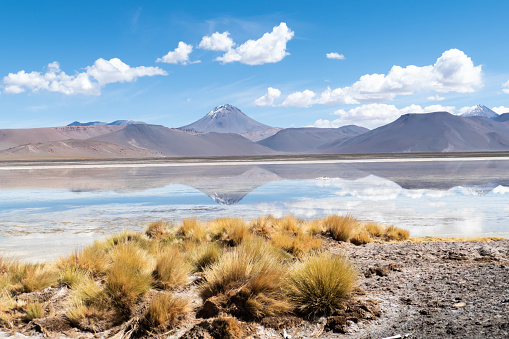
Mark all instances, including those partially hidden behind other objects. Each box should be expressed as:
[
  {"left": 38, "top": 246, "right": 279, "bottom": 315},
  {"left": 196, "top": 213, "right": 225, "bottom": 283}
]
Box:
[{"left": 1, "top": 158, "right": 508, "bottom": 261}]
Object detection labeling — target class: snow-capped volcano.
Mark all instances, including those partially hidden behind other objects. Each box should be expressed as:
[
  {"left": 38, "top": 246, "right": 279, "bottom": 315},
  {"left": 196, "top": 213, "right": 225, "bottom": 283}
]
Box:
[
  {"left": 180, "top": 104, "right": 272, "bottom": 134},
  {"left": 460, "top": 104, "right": 499, "bottom": 118}
]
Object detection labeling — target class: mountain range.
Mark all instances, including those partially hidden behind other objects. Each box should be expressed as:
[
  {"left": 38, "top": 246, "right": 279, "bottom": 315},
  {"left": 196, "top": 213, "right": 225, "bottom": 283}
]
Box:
[{"left": 1, "top": 104, "right": 509, "bottom": 159}]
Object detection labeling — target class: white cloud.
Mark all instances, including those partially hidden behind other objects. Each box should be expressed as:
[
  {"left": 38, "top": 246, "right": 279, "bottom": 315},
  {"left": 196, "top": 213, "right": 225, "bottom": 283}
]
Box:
[
  {"left": 216, "top": 22, "right": 294, "bottom": 65},
  {"left": 3, "top": 59, "right": 167, "bottom": 95},
  {"left": 492, "top": 106, "right": 509, "bottom": 114},
  {"left": 427, "top": 94, "right": 445, "bottom": 101},
  {"left": 281, "top": 90, "right": 316, "bottom": 107},
  {"left": 503, "top": 80, "right": 509, "bottom": 94},
  {"left": 86, "top": 58, "right": 167, "bottom": 84},
  {"left": 157, "top": 41, "right": 195, "bottom": 64},
  {"left": 254, "top": 87, "right": 281, "bottom": 106},
  {"left": 273, "top": 49, "right": 482, "bottom": 107},
  {"left": 199, "top": 32, "right": 234, "bottom": 51},
  {"left": 326, "top": 52, "right": 345, "bottom": 60},
  {"left": 314, "top": 103, "right": 456, "bottom": 129}
]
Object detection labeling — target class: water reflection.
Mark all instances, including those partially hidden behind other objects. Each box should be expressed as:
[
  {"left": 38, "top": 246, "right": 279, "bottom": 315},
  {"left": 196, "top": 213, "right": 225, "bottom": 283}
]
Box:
[{"left": 1, "top": 159, "right": 509, "bottom": 261}]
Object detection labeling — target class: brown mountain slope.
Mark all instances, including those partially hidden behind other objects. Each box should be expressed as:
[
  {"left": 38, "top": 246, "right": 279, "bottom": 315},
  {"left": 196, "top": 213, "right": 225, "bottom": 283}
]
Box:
[
  {"left": 0, "top": 139, "right": 164, "bottom": 160},
  {"left": 92, "top": 124, "right": 277, "bottom": 156},
  {"left": 0, "top": 125, "right": 125, "bottom": 150}
]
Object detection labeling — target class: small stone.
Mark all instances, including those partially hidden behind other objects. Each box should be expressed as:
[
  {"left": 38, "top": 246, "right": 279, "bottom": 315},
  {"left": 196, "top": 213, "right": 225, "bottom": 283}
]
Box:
[{"left": 452, "top": 302, "right": 466, "bottom": 308}]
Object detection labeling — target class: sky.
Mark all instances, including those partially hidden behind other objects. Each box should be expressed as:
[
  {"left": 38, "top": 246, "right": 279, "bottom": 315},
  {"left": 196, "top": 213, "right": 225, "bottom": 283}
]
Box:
[{"left": 1, "top": 0, "right": 509, "bottom": 129}]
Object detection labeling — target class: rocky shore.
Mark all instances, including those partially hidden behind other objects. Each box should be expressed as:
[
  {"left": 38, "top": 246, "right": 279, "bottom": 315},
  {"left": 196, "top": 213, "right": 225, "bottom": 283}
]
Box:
[{"left": 1, "top": 238, "right": 508, "bottom": 339}]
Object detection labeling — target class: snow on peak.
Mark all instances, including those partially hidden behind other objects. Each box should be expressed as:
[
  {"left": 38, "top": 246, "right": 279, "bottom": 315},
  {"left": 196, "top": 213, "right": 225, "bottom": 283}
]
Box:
[
  {"left": 206, "top": 104, "right": 240, "bottom": 117},
  {"left": 460, "top": 104, "right": 499, "bottom": 118}
]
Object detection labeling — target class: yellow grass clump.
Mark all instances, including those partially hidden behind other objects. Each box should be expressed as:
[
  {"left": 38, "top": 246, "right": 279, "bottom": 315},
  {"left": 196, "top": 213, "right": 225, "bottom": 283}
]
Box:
[
  {"left": 384, "top": 225, "right": 410, "bottom": 241},
  {"left": 145, "top": 221, "right": 170, "bottom": 239},
  {"left": 145, "top": 293, "right": 190, "bottom": 327},
  {"left": 177, "top": 218, "right": 208, "bottom": 242},
  {"left": 58, "top": 243, "right": 109, "bottom": 277},
  {"left": 286, "top": 252, "right": 357, "bottom": 316},
  {"left": 24, "top": 302, "right": 44, "bottom": 321},
  {"left": 209, "top": 217, "right": 251, "bottom": 246},
  {"left": 323, "top": 214, "right": 360, "bottom": 242},
  {"left": 364, "top": 222, "right": 385, "bottom": 238},
  {"left": 187, "top": 242, "right": 223, "bottom": 272},
  {"left": 200, "top": 238, "right": 292, "bottom": 319},
  {"left": 350, "top": 229, "right": 372, "bottom": 246},
  {"left": 153, "top": 247, "right": 192, "bottom": 289},
  {"left": 105, "top": 243, "right": 153, "bottom": 312}
]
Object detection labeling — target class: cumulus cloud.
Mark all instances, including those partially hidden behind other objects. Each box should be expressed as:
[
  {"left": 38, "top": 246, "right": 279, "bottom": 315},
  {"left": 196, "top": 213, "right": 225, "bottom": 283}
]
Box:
[
  {"left": 503, "top": 80, "right": 509, "bottom": 94},
  {"left": 254, "top": 87, "right": 281, "bottom": 106},
  {"left": 314, "top": 103, "right": 456, "bottom": 129},
  {"left": 199, "top": 32, "right": 234, "bottom": 51},
  {"left": 492, "top": 106, "right": 509, "bottom": 114},
  {"left": 3, "top": 59, "right": 167, "bottom": 95},
  {"left": 326, "top": 52, "right": 345, "bottom": 60},
  {"left": 427, "top": 94, "right": 445, "bottom": 101},
  {"left": 216, "top": 22, "right": 294, "bottom": 65},
  {"left": 281, "top": 89, "right": 316, "bottom": 107},
  {"left": 273, "top": 49, "right": 482, "bottom": 107},
  {"left": 157, "top": 41, "right": 196, "bottom": 64}
]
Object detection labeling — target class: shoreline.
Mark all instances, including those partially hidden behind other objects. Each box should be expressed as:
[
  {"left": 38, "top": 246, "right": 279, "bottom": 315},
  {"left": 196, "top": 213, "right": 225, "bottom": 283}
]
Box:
[{"left": 1, "top": 152, "right": 509, "bottom": 170}]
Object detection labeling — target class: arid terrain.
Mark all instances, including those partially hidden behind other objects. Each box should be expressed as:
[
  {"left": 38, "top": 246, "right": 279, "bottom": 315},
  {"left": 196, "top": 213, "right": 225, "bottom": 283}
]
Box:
[{"left": 0, "top": 216, "right": 507, "bottom": 338}]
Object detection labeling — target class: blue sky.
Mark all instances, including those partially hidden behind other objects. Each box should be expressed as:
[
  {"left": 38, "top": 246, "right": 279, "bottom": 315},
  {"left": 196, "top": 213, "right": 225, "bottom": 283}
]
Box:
[{"left": 1, "top": 0, "right": 508, "bottom": 129}]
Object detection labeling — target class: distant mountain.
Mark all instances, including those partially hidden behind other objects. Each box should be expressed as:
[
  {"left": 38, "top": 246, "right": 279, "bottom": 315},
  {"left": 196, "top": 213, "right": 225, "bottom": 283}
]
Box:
[
  {"left": 68, "top": 121, "right": 107, "bottom": 126},
  {"left": 0, "top": 139, "right": 164, "bottom": 159},
  {"left": 92, "top": 124, "right": 277, "bottom": 156},
  {"left": 460, "top": 104, "right": 499, "bottom": 118},
  {"left": 67, "top": 120, "right": 146, "bottom": 127},
  {"left": 0, "top": 125, "right": 125, "bottom": 151},
  {"left": 493, "top": 113, "right": 509, "bottom": 122},
  {"left": 180, "top": 104, "right": 273, "bottom": 134},
  {"left": 258, "top": 125, "right": 368, "bottom": 153},
  {"left": 318, "top": 111, "right": 509, "bottom": 154}
]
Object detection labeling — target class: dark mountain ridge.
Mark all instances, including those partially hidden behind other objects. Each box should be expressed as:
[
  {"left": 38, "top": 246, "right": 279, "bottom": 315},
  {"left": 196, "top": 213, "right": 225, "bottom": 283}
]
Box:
[{"left": 318, "top": 111, "right": 509, "bottom": 154}]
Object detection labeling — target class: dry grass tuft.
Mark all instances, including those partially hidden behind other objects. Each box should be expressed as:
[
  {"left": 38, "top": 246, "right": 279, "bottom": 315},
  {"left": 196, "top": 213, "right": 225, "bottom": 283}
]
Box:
[
  {"left": 59, "top": 266, "right": 88, "bottom": 289},
  {"left": 187, "top": 242, "right": 223, "bottom": 272},
  {"left": 384, "top": 225, "right": 410, "bottom": 241},
  {"left": 200, "top": 239, "right": 291, "bottom": 319},
  {"left": 286, "top": 252, "right": 357, "bottom": 316},
  {"left": 24, "top": 302, "right": 44, "bottom": 321},
  {"left": 145, "top": 221, "right": 170, "bottom": 239},
  {"left": 323, "top": 215, "right": 360, "bottom": 242},
  {"left": 350, "top": 229, "right": 372, "bottom": 245},
  {"left": 145, "top": 293, "right": 190, "bottom": 327},
  {"left": 250, "top": 215, "right": 277, "bottom": 238},
  {"left": 364, "top": 222, "right": 385, "bottom": 238},
  {"left": 105, "top": 243, "right": 153, "bottom": 312},
  {"left": 177, "top": 218, "right": 208, "bottom": 242},
  {"left": 154, "top": 247, "right": 192, "bottom": 289},
  {"left": 209, "top": 217, "right": 251, "bottom": 246},
  {"left": 16, "top": 264, "right": 58, "bottom": 293},
  {"left": 271, "top": 232, "right": 321, "bottom": 257},
  {"left": 58, "top": 243, "right": 109, "bottom": 277}
]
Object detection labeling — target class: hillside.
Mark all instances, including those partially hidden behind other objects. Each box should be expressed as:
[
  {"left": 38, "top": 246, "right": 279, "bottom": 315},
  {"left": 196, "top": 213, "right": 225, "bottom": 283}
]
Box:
[
  {"left": 92, "top": 124, "right": 277, "bottom": 156},
  {"left": 318, "top": 111, "right": 509, "bottom": 154},
  {"left": 258, "top": 125, "right": 368, "bottom": 152},
  {"left": 0, "top": 125, "right": 124, "bottom": 150},
  {"left": 0, "top": 139, "right": 164, "bottom": 159}
]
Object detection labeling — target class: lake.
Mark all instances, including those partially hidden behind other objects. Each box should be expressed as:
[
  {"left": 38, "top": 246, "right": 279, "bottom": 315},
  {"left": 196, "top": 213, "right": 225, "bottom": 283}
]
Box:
[{"left": 1, "top": 157, "right": 509, "bottom": 261}]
